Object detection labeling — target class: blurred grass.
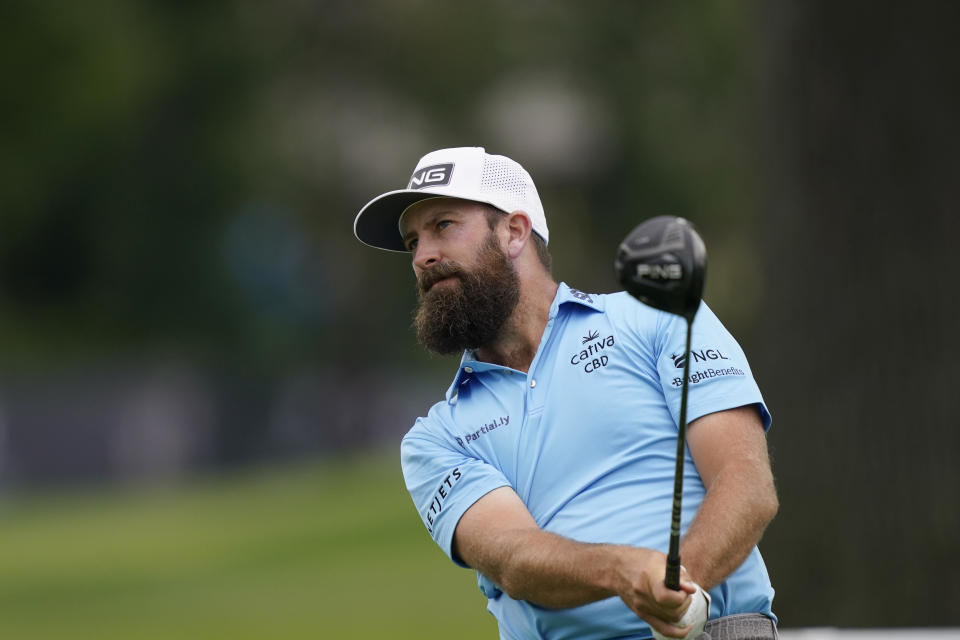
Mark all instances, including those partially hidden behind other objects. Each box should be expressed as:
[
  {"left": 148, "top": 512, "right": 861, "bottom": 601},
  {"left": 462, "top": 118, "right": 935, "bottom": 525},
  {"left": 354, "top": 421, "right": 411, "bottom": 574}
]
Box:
[{"left": 0, "top": 448, "right": 498, "bottom": 639}]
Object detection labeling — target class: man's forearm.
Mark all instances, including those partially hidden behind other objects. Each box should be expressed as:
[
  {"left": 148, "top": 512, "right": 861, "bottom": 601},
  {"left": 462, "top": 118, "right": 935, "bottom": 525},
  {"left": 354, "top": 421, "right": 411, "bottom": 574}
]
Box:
[
  {"left": 465, "top": 527, "right": 621, "bottom": 608},
  {"left": 464, "top": 525, "right": 698, "bottom": 638},
  {"left": 453, "top": 487, "right": 699, "bottom": 636}
]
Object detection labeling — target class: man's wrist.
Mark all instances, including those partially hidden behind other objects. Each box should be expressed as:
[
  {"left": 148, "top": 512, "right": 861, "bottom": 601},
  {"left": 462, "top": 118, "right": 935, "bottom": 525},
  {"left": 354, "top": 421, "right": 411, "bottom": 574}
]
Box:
[{"left": 587, "top": 543, "right": 632, "bottom": 597}]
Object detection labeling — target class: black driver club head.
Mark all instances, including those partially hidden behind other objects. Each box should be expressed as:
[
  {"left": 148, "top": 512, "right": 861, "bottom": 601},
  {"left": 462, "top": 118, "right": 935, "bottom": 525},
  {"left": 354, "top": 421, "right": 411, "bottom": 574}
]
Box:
[{"left": 614, "top": 216, "right": 707, "bottom": 322}]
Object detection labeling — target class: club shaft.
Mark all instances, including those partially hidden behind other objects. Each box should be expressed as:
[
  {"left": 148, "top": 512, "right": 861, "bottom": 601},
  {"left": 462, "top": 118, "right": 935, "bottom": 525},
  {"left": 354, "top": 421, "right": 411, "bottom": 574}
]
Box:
[{"left": 665, "top": 318, "right": 693, "bottom": 590}]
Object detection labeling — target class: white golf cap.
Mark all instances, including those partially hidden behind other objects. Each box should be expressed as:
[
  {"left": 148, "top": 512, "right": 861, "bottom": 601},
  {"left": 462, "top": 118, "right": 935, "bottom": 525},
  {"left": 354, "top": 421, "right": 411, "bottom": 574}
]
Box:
[{"left": 353, "top": 146, "right": 548, "bottom": 252}]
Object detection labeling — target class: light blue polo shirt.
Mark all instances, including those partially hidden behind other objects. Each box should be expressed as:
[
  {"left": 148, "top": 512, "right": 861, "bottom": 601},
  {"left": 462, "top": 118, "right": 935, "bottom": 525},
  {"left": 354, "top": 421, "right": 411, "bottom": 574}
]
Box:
[{"left": 400, "top": 283, "right": 775, "bottom": 640}]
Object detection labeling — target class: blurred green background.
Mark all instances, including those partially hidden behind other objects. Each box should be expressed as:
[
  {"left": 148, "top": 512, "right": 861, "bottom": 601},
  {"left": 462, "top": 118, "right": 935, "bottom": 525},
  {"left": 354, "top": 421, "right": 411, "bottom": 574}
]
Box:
[
  {"left": 1, "top": 0, "right": 957, "bottom": 636},
  {"left": 0, "top": 449, "right": 499, "bottom": 638}
]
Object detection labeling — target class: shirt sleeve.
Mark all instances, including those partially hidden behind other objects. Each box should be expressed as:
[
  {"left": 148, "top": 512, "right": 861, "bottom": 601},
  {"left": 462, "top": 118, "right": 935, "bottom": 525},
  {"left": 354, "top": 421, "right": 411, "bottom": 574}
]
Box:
[
  {"left": 400, "top": 420, "right": 512, "bottom": 567},
  {"left": 654, "top": 302, "right": 772, "bottom": 430}
]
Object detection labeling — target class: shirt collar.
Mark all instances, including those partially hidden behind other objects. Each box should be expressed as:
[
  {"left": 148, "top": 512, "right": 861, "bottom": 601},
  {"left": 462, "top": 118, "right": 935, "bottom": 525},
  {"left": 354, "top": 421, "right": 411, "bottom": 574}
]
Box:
[
  {"left": 552, "top": 281, "right": 604, "bottom": 314},
  {"left": 444, "top": 282, "right": 603, "bottom": 402},
  {"left": 445, "top": 351, "right": 506, "bottom": 401}
]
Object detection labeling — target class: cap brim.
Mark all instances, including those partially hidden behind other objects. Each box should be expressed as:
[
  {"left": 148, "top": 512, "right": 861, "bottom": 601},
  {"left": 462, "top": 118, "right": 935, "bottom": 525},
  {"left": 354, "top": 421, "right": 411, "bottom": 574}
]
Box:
[{"left": 354, "top": 190, "right": 449, "bottom": 252}]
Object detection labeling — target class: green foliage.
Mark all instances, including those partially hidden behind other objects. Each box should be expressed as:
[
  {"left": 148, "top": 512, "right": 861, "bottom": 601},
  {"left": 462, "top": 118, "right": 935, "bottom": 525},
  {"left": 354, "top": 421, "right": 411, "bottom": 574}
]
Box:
[
  {"left": 0, "top": 0, "right": 763, "bottom": 370},
  {"left": 0, "top": 449, "right": 497, "bottom": 639}
]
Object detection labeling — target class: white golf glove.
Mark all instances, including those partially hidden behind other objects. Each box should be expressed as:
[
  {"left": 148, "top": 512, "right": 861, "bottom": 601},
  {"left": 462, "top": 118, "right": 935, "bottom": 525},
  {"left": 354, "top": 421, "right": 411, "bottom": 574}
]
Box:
[{"left": 651, "top": 584, "right": 711, "bottom": 640}]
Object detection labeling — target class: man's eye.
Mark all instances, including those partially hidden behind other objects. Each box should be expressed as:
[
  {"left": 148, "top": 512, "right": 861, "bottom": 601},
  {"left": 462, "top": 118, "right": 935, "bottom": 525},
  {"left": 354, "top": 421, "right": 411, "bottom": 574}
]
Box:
[
  {"left": 407, "top": 238, "right": 418, "bottom": 251},
  {"left": 437, "top": 220, "right": 452, "bottom": 230}
]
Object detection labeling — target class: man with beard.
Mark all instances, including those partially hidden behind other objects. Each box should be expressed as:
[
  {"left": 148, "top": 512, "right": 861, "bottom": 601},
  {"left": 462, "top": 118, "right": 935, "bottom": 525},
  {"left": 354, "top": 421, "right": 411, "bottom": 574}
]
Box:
[{"left": 353, "top": 147, "right": 778, "bottom": 640}]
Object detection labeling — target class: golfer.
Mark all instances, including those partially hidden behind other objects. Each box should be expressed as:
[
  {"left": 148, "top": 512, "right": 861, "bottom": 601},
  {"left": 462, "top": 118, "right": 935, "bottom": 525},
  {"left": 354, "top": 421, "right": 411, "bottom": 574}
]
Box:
[{"left": 354, "top": 147, "right": 778, "bottom": 640}]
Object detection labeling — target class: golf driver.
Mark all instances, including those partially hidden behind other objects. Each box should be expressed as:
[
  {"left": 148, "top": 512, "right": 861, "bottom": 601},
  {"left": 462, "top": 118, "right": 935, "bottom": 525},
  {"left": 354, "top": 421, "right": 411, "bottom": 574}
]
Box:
[{"left": 614, "top": 215, "right": 707, "bottom": 590}]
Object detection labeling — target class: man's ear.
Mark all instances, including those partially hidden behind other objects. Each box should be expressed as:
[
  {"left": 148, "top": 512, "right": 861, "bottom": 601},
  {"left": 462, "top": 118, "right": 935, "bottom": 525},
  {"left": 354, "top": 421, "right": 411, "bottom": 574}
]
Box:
[{"left": 504, "top": 211, "right": 533, "bottom": 259}]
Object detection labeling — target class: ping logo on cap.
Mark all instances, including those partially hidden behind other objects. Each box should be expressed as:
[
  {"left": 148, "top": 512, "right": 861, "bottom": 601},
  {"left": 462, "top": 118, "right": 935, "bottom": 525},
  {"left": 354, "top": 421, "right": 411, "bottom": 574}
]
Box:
[{"left": 408, "top": 163, "right": 454, "bottom": 189}]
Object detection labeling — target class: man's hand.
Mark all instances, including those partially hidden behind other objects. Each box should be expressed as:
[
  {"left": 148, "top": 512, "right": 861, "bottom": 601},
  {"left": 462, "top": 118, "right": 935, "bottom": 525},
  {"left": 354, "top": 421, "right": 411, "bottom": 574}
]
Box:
[
  {"left": 611, "top": 548, "right": 700, "bottom": 638},
  {"left": 650, "top": 582, "right": 711, "bottom": 640}
]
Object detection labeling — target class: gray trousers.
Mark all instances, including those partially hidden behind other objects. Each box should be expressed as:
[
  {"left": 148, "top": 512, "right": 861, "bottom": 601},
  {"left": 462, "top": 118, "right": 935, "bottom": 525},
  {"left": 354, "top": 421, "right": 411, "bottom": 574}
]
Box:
[{"left": 699, "top": 614, "right": 778, "bottom": 640}]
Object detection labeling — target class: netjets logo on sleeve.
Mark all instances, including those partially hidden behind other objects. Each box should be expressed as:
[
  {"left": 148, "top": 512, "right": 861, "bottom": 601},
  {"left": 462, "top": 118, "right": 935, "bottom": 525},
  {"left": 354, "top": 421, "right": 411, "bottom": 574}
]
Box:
[
  {"left": 423, "top": 467, "right": 462, "bottom": 533},
  {"left": 408, "top": 163, "right": 454, "bottom": 189}
]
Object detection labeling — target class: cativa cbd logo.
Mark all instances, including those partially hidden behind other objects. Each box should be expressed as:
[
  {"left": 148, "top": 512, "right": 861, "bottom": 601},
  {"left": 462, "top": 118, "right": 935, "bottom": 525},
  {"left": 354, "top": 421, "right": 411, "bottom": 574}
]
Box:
[
  {"left": 570, "top": 330, "right": 615, "bottom": 373},
  {"left": 408, "top": 163, "right": 454, "bottom": 189}
]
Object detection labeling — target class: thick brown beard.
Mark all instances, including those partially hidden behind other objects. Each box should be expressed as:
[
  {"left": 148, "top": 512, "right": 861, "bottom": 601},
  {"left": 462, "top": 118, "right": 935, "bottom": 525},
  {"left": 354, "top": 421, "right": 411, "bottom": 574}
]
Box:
[{"left": 413, "top": 232, "right": 521, "bottom": 355}]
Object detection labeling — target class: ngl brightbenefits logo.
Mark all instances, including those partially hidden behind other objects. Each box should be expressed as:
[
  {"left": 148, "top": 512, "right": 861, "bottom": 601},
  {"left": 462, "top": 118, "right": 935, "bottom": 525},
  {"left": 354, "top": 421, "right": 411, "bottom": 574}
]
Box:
[
  {"left": 670, "top": 348, "right": 731, "bottom": 369},
  {"left": 668, "top": 347, "right": 745, "bottom": 387}
]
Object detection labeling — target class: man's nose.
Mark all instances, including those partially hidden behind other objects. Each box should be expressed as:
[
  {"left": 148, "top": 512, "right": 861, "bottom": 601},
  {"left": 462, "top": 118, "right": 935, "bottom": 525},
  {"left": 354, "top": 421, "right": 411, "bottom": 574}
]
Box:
[{"left": 413, "top": 238, "right": 441, "bottom": 270}]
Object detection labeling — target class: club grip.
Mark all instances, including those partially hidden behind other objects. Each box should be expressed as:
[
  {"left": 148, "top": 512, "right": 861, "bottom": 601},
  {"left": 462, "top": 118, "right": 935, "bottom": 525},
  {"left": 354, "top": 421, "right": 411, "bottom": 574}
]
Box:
[{"left": 665, "top": 554, "right": 682, "bottom": 590}]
